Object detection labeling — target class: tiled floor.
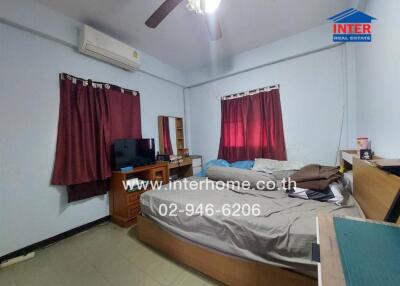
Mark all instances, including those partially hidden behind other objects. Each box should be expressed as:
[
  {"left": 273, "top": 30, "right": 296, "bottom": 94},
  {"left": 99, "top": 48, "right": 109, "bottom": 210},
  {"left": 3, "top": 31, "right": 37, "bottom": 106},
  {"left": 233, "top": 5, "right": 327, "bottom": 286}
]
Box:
[{"left": 0, "top": 222, "right": 222, "bottom": 286}]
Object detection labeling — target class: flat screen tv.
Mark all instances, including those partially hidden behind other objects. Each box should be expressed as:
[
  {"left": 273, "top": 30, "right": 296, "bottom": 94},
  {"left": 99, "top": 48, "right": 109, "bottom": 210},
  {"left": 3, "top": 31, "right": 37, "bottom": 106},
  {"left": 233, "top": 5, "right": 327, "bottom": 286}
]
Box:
[{"left": 111, "top": 138, "right": 156, "bottom": 170}]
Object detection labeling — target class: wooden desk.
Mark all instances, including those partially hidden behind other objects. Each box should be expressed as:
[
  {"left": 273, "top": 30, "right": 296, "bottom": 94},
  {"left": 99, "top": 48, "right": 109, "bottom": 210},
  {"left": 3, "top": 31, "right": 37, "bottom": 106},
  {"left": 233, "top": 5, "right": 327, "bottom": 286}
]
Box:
[
  {"left": 109, "top": 162, "right": 169, "bottom": 227},
  {"left": 317, "top": 214, "right": 400, "bottom": 286},
  {"left": 168, "top": 157, "right": 193, "bottom": 180}
]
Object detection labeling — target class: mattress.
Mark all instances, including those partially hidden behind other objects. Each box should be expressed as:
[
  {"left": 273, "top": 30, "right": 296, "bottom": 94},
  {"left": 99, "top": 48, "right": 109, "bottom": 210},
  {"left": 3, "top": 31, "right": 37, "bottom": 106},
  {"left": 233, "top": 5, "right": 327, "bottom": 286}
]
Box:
[{"left": 140, "top": 176, "right": 364, "bottom": 277}]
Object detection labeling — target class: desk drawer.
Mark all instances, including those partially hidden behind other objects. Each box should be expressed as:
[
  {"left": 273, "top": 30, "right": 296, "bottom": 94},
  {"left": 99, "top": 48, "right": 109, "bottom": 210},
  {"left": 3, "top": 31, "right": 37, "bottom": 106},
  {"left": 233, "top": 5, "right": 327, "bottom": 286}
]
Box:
[
  {"left": 128, "top": 205, "right": 140, "bottom": 219},
  {"left": 127, "top": 192, "right": 140, "bottom": 205},
  {"left": 150, "top": 167, "right": 167, "bottom": 184}
]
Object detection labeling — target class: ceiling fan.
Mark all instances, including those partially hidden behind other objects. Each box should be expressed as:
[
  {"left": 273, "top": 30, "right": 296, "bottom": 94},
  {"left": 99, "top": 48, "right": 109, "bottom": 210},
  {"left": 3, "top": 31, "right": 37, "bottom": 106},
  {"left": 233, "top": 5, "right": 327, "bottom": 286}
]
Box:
[{"left": 145, "top": 0, "right": 223, "bottom": 41}]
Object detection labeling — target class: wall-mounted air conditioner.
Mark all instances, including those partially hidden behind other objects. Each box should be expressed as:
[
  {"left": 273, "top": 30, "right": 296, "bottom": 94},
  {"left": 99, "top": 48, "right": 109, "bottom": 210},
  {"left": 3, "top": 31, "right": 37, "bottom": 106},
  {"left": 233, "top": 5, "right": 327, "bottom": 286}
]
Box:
[{"left": 79, "top": 25, "right": 140, "bottom": 71}]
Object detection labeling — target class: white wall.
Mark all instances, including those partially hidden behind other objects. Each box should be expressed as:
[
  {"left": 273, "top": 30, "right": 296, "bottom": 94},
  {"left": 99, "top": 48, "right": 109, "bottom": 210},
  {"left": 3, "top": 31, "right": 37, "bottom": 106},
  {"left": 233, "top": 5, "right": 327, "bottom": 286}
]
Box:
[
  {"left": 186, "top": 45, "right": 352, "bottom": 165},
  {"left": 0, "top": 0, "right": 371, "bottom": 258},
  {"left": 0, "top": 0, "right": 187, "bottom": 87},
  {"left": 185, "top": 24, "right": 337, "bottom": 86},
  {"left": 355, "top": 0, "right": 400, "bottom": 158},
  {"left": 0, "top": 22, "right": 184, "bottom": 257}
]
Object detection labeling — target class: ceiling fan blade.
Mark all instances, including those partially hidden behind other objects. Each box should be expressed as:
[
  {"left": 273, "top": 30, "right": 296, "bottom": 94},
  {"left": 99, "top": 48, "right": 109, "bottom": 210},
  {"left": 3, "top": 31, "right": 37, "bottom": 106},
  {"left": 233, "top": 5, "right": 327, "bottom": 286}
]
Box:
[
  {"left": 145, "top": 0, "right": 184, "bottom": 28},
  {"left": 206, "top": 14, "right": 222, "bottom": 41}
]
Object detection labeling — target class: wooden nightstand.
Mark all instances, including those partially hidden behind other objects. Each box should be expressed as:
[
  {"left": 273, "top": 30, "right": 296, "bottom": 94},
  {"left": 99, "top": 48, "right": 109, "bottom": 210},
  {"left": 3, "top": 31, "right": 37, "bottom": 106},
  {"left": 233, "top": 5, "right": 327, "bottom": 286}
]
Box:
[{"left": 109, "top": 162, "right": 169, "bottom": 227}]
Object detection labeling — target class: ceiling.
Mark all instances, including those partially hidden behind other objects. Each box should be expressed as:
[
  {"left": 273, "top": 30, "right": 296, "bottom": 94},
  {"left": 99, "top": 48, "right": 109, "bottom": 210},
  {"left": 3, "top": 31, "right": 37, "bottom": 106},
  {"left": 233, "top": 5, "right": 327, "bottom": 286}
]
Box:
[{"left": 37, "top": 0, "right": 353, "bottom": 71}]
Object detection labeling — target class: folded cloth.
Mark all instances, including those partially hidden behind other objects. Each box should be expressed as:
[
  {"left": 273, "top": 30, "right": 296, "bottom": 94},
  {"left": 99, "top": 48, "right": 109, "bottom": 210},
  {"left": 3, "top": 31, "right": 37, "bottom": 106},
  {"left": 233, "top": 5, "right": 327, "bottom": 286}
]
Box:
[
  {"left": 287, "top": 181, "right": 344, "bottom": 205},
  {"left": 288, "top": 164, "right": 342, "bottom": 191}
]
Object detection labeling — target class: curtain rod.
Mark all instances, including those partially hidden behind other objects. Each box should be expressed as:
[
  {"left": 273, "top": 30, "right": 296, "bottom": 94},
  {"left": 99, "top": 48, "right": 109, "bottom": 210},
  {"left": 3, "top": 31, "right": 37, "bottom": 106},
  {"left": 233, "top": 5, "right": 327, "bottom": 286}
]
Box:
[
  {"left": 60, "top": 73, "right": 140, "bottom": 95},
  {"left": 221, "top": 84, "right": 280, "bottom": 100}
]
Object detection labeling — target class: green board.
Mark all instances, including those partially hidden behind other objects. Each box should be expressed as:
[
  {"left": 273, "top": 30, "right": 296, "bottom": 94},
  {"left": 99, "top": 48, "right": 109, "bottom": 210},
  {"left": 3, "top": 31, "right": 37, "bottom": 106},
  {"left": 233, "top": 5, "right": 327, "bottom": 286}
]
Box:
[{"left": 333, "top": 217, "right": 400, "bottom": 286}]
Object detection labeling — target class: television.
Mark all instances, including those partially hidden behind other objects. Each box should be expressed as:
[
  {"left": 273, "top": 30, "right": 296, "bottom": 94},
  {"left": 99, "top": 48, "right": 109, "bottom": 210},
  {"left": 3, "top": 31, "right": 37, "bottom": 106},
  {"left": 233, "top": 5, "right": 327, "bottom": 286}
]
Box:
[{"left": 111, "top": 138, "right": 156, "bottom": 170}]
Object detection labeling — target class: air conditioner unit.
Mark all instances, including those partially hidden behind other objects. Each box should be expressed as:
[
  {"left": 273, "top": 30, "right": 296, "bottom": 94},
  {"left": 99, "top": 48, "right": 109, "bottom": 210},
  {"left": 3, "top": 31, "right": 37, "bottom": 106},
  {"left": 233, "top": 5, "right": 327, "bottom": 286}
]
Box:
[{"left": 79, "top": 25, "right": 140, "bottom": 71}]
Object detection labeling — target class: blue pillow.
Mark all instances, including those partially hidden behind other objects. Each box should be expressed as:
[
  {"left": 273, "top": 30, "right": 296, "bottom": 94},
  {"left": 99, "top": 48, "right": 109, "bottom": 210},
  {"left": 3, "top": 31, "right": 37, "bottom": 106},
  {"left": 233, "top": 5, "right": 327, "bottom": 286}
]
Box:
[
  {"left": 231, "top": 160, "right": 255, "bottom": 170},
  {"left": 196, "top": 159, "right": 231, "bottom": 177}
]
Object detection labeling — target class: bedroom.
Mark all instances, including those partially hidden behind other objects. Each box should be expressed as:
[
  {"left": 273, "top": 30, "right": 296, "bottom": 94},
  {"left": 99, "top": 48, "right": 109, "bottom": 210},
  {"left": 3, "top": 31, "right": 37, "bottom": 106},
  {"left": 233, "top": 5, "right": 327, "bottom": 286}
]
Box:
[{"left": 0, "top": 0, "right": 399, "bottom": 285}]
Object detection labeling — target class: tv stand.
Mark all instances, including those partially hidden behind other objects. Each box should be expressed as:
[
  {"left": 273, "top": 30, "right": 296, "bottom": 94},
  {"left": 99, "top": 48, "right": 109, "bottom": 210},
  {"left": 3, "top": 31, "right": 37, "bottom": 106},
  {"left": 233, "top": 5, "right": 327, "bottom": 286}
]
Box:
[{"left": 109, "top": 162, "right": 168, "bottom": 227}]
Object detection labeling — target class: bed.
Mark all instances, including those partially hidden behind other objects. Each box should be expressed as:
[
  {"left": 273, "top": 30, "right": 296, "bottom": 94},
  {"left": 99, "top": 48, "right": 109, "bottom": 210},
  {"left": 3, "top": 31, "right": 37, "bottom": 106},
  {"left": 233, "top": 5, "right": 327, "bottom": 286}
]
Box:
[{"left": 138, "top": 164, "right": 366, "bottom": 286}]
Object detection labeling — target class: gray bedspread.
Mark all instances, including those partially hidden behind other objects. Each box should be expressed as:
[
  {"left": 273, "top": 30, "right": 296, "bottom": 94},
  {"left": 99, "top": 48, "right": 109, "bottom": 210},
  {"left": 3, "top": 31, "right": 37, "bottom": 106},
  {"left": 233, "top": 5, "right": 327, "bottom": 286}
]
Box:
[{"left": 140, "top": 176, "right": 364, "bottom": 277}]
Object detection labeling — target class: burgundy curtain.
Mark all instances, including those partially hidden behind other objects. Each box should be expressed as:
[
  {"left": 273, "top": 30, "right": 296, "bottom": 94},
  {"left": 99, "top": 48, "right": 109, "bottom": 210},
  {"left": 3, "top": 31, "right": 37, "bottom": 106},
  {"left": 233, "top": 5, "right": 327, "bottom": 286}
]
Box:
[
  {"left": 162, "top": 117, "right": 173, "bottom": 155},
  {"left": 108, "top": 89, "right": 142, "bottom": 141},
  {"left": 51, "top": 74, "right": 141, "bottom": 202},
  {"left": 218, "top": 89, "right": 287, "bottom": 162}
]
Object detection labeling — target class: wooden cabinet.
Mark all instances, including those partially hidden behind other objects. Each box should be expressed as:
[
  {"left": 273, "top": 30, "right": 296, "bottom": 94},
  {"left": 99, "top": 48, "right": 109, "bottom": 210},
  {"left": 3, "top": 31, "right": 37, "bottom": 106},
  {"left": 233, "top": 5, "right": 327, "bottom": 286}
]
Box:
[{"left": 109, "top": 162, "right": 169, "bottom": 227}]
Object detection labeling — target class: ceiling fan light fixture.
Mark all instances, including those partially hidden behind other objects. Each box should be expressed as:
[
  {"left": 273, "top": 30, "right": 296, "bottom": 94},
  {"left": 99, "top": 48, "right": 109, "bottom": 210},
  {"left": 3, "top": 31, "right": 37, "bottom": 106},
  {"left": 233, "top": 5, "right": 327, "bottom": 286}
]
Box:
[
  {"left": 187, "top": 0, "right": 221, "bottom": 14},
  {"left": 204, "top": 0, "right": 221, "bottom": 14},
  {"left": 146, "top": 0, "right": 223, "bottom": 40}
]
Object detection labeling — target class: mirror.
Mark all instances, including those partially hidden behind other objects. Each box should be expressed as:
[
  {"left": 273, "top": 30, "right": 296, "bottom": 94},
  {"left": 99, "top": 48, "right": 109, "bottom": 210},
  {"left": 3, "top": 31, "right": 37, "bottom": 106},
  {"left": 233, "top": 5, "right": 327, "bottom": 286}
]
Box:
[{"left": 158, "top": 116, "right": 185, "bottom": 156}]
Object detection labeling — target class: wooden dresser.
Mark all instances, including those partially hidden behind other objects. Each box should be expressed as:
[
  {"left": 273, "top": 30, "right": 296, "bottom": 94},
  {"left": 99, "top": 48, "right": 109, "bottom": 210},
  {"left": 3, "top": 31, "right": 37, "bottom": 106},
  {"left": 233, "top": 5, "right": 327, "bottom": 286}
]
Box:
[{"left": 109, "top": 162, "right": 169, "bottom": 227}]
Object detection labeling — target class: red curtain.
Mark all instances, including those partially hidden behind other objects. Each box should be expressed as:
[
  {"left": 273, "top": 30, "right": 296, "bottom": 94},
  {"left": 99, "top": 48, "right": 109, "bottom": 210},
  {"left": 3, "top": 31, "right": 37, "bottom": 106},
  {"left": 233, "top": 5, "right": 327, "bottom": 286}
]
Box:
[
  {"left": 162, "top": 116, "right": 173, "bottom": 155},
  {"left": 108, "top": 89, "right": 142, "bottom": 141},
  {"left": 51, "top": 74, "right": 141, "bottom": 202},
  {"left": 218, "top": 89, "right": 287, "bottom": 162}
]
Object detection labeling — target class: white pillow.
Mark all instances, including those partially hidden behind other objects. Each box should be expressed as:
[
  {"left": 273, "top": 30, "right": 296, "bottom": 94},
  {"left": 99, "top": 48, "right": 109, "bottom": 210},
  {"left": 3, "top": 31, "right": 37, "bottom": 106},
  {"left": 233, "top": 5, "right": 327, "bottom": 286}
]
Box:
[{"left": 252, "top": 158, "right": 303, "bottom": 174}]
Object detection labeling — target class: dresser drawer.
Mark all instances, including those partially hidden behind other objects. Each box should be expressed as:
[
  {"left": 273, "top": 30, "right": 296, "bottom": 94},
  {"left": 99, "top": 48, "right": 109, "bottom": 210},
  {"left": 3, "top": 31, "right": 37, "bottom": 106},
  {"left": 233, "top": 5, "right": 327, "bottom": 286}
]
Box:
[
  {"left": 128, "top": 205, "right": 140, "bottom": 219},
  {"left": 127, "top": 192, "right": 140, "bottom": 205}
]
